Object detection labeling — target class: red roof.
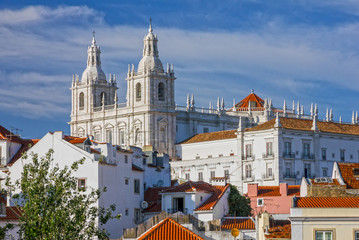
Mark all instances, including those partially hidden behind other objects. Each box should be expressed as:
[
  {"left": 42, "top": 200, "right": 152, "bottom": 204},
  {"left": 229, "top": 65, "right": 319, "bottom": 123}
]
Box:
[
  {"left": 161, "top": 181, "right": 229, "bottom": 211},
  {"left": 143, "top": 187, "right": 173, "bottom": 213},
  {"left": 0, "top": 207, "right": 21, "bottom": 221},
  {"left": 221, "top": 218, "right": 255, "bottom": 230},
  {"left": 234, "top": 92, "right": 264, "bottom": 109},
  {"left": 247, "top": 117, "right": 359, "bottom": 136},
  {"left": 337, "top": 163, "right": 359, "bottom": 189},
  {"left": 179, "top": 130, "right": 236, "bottom": 144},
  {"left": 295, "top": 197, "right": 359, "bottom": 208},
  {"left": 265, "top": 220, "right": 291, "bottom": 239},
  {"left": 257, "top": 186, "right": 300, "bottom": 197},
  {"left": 137, "top": 217, "right": 204, "bottom": 240},
  {"left": 0, "top": 125, "right": 24, "bottom": 144}
]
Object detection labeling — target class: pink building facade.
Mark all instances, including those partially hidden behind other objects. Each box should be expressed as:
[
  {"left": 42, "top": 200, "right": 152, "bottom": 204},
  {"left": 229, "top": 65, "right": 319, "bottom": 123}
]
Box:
[{"left": 246, "top": 183, "right": 300, "bottom": 216}]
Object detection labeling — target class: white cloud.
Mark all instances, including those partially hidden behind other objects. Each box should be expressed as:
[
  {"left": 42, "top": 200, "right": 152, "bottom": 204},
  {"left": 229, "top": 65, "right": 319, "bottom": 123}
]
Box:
[
  {"left": 1, "top": 5, "right": 359, "bottom": 120},
  {"left": 0, "top": 5, "right": 100, "bottom": 25}
]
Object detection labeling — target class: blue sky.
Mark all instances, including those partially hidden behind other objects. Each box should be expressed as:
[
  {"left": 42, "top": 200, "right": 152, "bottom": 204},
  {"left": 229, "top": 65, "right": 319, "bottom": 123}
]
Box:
[{"left": 1, "top": 0, "right": 359, "bottom": 139}]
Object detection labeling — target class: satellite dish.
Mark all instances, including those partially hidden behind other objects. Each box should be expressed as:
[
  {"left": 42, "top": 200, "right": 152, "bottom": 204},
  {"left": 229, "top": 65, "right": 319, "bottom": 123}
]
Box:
[{"left": 140, "top": 201, "right": 148, "bottom": 209}]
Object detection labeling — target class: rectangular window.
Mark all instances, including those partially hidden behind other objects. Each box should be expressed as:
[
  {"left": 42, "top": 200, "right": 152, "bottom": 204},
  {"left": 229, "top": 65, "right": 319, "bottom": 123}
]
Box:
[
  {"left": 208, "top": 155, "right": 212, "bottom": 158},
  {"left": 198, "top": 172, "right": 203, "bottom": 181},
  {"left": 245, "top": 144, "right": 252, "bottom": 157},
  {"left": 284, "top": 142, "right": 291, "bottom": 154},
  {"left": 315, "top": 230, "right": 332, "bottom": 240},
  {"left": 304, "top": 163, "right": 311, "bottom": 178},
  {"left": 134, "top": 179, "right": 140, "bottom": 194},
  {"left": 106, "top": 130, "right": 112, "bottom": 143},
  {"left": 266, "top": 163, "right": 273, "bottom": 177},
  {"left": 134, "top": 208, "right": 141, "bottom": 223},
  {"left": 266, "top": 142, "right": 273, "bottom": 156},
  {"left": 195, "top": 155, "right": 200, "bottom": 159},
  {"left": 124, "top": 155, "right": 128, "bottom": 164},
  {"left": 322, "top": 168, "right": 328, "bottom": 177},
  {"left": 322, "top": 149, "right": 326, "bottom": 160},
  {"left": 219, "top": 154, "right": 223, "bottom": 157},
  {"left": 303, "top": 143, "right": 310, "bottom": 157},
  {"left": 143, "top": 158, "right": 146, "bottom": 165},
  {"left": 203, "top": 127, "right": 209, "bottom": 133},
  {"left": 119, "top": 129, "right": 125, "bottom": 145},
  {"left": 210, "top": 171, "right": 215, "bottom": 179},
  {"left": 78, "top": 179, "right": 86, "bottom": 189},
  {"left": 355, "top": 230, "right": 359, "bottom": 240},
  {"left": 224, "top": 169, "right": 229, "bottom": 178},
  {"left": 125, "top": 209, "right": 129, "bottom": 216},
  {"left": 185, "top": 173, "right": 190, "bottom": 180},
  {"left": 125, "top": 178, "right": 129, "bottom": 185},
  {"left": 340, "top": 149, "right": 345, "bottom": 162},
  {"left": 245, "top": 165, "right": 252, "bottom": 178}
]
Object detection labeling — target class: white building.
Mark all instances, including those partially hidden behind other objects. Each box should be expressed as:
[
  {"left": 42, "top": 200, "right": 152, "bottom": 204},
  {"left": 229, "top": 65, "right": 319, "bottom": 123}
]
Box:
[
  {"left": 4, "top": 130, "right": 171, "bottom": 239},
  {"left": 69, "top": 22, "right": 297, "bottom": 158},
  {"left": 142, "top": 181, "right": 230, "bottom": 222},
  {"left": 172, "top": 114, "right": 359, "bottom": 193}
]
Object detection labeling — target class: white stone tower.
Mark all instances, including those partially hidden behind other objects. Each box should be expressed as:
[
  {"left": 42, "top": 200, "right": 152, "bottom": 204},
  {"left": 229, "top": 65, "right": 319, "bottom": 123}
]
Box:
[
  {"left": 70, "top": 32, "right": 117, "bottom": 138},
  {"left": 126, "top": 20, "right": 176, "bottom": 155}
]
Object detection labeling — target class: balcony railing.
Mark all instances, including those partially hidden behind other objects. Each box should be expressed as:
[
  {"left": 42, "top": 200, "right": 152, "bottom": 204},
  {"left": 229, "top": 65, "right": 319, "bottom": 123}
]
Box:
[
  {"left": 242, "top": 155, "right": 255, "bottom": 161},
  {"left": 262, "top": 173, "right": 274, "bottom": 180},
  {"left": 301, "top": 154, "right": 315, "bottom": 160},
  {"left": 167, "top": 208, "right": 188, "bottom": 214},
  {"left": 242, "top": 174, "right": 255, "bottom": 182},
  {"left": 283, "top": 172, "right": 297, "bottom": 179},
  {"left": 283, "top": 152, "right": 296, "bottom": 159},
  {"left": 262, "top": 153, "right": 274, "bottom": 159}
]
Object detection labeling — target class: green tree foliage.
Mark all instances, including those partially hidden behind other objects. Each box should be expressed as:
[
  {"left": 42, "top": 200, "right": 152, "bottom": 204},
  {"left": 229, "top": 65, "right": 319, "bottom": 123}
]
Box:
[
  {"left": 227, "top": 184, "right": 252, "bottom": 216},
  {"left": 5, "top": 149, "right": 120, "bottom": 239}
]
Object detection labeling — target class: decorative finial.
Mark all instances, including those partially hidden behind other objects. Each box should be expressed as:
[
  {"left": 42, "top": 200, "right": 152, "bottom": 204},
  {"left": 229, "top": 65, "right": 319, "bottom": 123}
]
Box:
[
  {"left": 251, "top": 89, "right": 254, "bottom": 94},
  {"left": 149, "top": 17, "right": 153, "bottom": 33},
  {"left": 274, "top": 112, "right": 281, "bottom": 128},
  {"left": 92, "top": 30, "right": 96, "bottom": 45}
]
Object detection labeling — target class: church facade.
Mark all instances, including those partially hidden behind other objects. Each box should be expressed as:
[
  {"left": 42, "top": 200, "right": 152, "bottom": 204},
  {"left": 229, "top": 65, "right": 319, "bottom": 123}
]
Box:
[{"left": 69, "top": 22, "right": 289, "bottom": 157}]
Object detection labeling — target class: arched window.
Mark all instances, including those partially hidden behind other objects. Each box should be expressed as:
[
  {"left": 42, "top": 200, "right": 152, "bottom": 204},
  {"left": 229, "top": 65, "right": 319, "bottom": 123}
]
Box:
[
  {"left": 100, "top": 92, "right": 106, "bottom": 105},
  {"left": 79, "top": 92, "right": 84, "bottom": 110},
  {"left": 136, "top": 83, "right": 141, "bottom": 101},
  {"left": 158, "top": 82, "right": 165, "bottom": 101},
  {"left": 135, "top": 128, "right": 141, "bottom": 145}
]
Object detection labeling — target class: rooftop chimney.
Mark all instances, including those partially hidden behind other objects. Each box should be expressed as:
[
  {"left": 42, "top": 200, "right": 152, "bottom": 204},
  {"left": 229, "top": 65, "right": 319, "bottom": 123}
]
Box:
[
  {"left": 247, "top": 183, "right": 258, "bottom": 197},
  {"left": 280, "top": 183, "right": 288, "bottom": 196}
]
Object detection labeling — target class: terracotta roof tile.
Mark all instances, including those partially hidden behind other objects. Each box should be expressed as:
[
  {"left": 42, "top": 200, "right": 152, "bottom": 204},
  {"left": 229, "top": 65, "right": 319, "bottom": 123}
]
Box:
[
  {"left": 160, "top": 181, "right": 229, "bottom": 212},
  {"left": 257, "top": 186, "right": 300, "bottom": 197},
  {"left": 246, "top": 117, "right": 359, "bottom": 136},
  {"left": 233, "top": 93, "right": 264, "bottom": 109},
  {"left": 90, "top": 148, "right": 101, "bottom": 154},
  {"left": 295, "top": 197, "right": 359, "bottom": 208},
  {"left": 221, "top": 218, "right": 255, "bottom": 230},
  {"left": 138, "top": 217, "right": 204, "bottom": 240},
  {"left": 0, "top": 207, "right": 21, "bottom": 221},
  {"left": 266, "top": 220, "right": 291, "bottom": 239},
  {"left": 7, "top": 139, "right": 39, "bottom": 166},
  {"left": 179, "top": 130, "right": 236, "bottom": 144},
  {"left": 337, "top": 163, "right": 359, "bottom": 189}
]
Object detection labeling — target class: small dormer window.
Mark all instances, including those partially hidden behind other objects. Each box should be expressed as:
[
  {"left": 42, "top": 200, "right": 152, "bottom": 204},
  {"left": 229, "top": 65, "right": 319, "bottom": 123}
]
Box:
[{"left": 200, "top": 196, "right": 203, "bottom": 202}]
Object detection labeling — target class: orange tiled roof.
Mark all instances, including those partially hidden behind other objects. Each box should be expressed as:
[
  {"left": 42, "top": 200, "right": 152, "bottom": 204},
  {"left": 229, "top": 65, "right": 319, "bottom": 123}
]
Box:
[
  {"left": 234, "top": 93, "right": 264, "bottom": 109},
  {"left": 265, "top": 220, "right": 291, "bottom": 239},
  {"left": 295, "top": 197, "right": 359, "bottom": 208},
  {"left": 246, "top": 117, "right": 359, "bottom": 136},
  {"left": 337, "top": 163, "right": 359, "bottom": 189},
  {"left": 0, "top": 125, "right": 24, "bottom": 144},
  {"left": 91, "top": 148, "right": 101, "bottom": 154},
  {"left": 257, "top": 186, "right": 300, "bottom": 197},
  {"left": 195, "top": 184, "right": 229, "bottom": 211},
  {"left": 7, "top": 139, "right": 39, "bottom": 166},
  {"left": 309, "top": 178, "right": 341, "bottom": 186},
  {"left": 138, "top": 217, "right": 204, "bottom": 240},
  {"left": 0, "top": 207, "right": 22, "bottom": 221},
  {"left": 221, "top": 218, "right": 255, "bottom": 230},
  {"left": 179, "top": 130, "right": 236, "bottom": 144},
  {"left": 132, "top": 164, "right": 144, "bottom": 172},
  {"left": 160, "top": 181, "right": 229, "bottom": 211}
]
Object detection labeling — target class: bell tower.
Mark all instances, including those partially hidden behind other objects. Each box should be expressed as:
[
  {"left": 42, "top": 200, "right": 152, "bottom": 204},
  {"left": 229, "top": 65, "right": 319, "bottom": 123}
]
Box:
[
  {"left": 126, "top": 20, "right": 176, "bottom": 155},
  {"left": 70, "top": 32, "right": 117, "bottom": 137}
]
